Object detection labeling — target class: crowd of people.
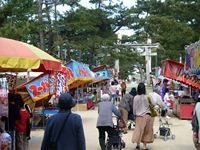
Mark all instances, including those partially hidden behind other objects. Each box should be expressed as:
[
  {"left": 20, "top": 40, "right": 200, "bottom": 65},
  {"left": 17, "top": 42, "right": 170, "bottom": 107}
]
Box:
[
  {"left": 0, "top": 77, "right": 176, "bottom": 150},
  {"left": 0, "top": 93, "right": 32, "bottom": 150},
  {"left": 40, "top": 78, "right": 172, "bottom": 150}
]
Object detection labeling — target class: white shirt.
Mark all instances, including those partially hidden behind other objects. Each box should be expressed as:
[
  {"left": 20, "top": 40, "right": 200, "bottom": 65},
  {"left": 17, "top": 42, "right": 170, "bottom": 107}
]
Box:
[
  {"left": 109, "top": 85, "right": 117, "bottom": 95},
  {"left": 148, "top": 92, "right": 165, "bottom": 109},
  {"left": 194, "top": 102, "right": 200, "bottom": 142},
  {"left": 164, "top": 93, "right": 171, "bottom": 107}
]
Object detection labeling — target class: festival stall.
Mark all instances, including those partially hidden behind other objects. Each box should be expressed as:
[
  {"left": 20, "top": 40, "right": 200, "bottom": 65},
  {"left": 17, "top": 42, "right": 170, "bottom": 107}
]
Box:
[
  {"left": 0, "top": 37, "right": 63, "bottom": 128},
  {"left": 161, "top": 59, "right": 198, "bottom": 119},
  {"left": 91, "top": 65, "right": 112, "bottom": 102},
  {"left": 65, "top": 60, "right": 95, "bottom": 110}
]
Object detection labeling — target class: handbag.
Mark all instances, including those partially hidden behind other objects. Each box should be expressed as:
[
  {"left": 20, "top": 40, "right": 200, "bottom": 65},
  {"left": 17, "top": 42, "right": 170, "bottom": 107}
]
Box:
[
  {"left": 117, "top": 118, "right": 126, "bottom": 128},
  {"left": 147, "top": 96, "right": 157, "bottom": 117},
  {"left": 49, "top": 112, "right": 71, "bottom": 150}
]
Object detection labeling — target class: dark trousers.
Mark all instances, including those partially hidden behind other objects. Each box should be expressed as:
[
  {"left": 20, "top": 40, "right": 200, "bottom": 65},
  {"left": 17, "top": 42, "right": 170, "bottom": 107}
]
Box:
[
  {"left": 121, "top": 90, "right": 126, "bottom": 98},
  {"left": 9, "top": 131, "right": 15, "bottom": 150},
  {"left": 97, "top": 126, "right": 114, "bottom": 150}
]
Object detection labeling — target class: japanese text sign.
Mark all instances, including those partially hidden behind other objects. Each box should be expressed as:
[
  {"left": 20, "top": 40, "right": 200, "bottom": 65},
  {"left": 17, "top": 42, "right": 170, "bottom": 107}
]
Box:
[
  {"left": 25, "top": 74, "right": 49, "bottom": 101},
  {"left": 66, "top": 60, "right": 93, "bottom": 84}
]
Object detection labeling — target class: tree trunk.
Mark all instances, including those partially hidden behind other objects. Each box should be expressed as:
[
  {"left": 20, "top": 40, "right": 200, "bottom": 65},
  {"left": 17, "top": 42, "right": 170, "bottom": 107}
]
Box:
[{"left": 37, "top": 0, "right": 45, "bottom": 51}]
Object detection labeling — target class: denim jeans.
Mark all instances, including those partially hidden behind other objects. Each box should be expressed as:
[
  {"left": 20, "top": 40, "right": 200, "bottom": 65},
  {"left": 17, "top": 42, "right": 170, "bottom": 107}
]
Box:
[{"left": 9, "top": 131, "right": 15, "bottom": 150}]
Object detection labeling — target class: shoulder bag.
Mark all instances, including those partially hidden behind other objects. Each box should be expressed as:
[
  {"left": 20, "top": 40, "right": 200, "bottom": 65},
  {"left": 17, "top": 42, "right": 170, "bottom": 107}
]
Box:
[
  {"left": 147, "top": 96, "right": 157, "bottom": 117},
  {"left": 49, "top": 112, "right": 71, "bottom": 150}
]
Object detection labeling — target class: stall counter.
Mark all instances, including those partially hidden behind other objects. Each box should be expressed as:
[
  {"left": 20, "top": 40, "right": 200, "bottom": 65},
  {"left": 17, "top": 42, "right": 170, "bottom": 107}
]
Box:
[{"left": 173, "top": 97, "right": 194, "bottom": 120}]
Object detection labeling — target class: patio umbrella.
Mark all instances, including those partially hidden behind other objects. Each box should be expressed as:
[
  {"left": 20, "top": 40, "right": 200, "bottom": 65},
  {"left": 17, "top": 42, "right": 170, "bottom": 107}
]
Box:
[{"left": 0, "top": 37, "right": 61, "bottom": 72}]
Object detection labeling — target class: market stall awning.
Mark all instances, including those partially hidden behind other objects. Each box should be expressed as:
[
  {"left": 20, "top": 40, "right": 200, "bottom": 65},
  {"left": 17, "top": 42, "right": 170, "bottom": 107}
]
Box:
[
  {"left": 92, "top": 70, "right": 112, "bottom": 84},
  {"left": 65, "top": 60, "right": 94, "bottom": 89},
  {"left": 0, "top": 37, "right": 61, "bottom": 72},
  {"left": 161, "top": 59, "right": 200, "bottom": 88}
]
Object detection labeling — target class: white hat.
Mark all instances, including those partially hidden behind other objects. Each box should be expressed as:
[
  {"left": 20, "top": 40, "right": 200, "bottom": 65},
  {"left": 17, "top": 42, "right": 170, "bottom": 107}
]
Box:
[{"left": 101, "top": 94, "right": 110, "bottom": 101}]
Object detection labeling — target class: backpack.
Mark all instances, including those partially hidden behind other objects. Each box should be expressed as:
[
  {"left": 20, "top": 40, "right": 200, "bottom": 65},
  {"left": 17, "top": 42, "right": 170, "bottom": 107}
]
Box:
[{"left": 192, "top": 111, "right": 199, "bottom": 132}]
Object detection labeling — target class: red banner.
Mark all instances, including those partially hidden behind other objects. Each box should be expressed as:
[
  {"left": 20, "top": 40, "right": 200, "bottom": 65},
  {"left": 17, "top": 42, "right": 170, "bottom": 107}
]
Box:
[{"left": 161, "top": 60, "right": 200, "bottom": 88}]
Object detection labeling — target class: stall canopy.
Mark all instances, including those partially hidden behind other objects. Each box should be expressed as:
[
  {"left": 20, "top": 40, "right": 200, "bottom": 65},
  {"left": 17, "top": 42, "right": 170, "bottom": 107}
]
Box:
[
  {"left": 161, "top": 59, "right": 200, "bottom": 88},
  {"left": 92, "top": 69, "right": 112, "bottom": 84},
  {"left": 65, "top": 60, "right": 94, "bottom": 89},
  {"left": 17, "top": 74, "right": 51, "bottom": 102},
  {"left": 0, "top": 37, "right": 61, "bottom": 72}
]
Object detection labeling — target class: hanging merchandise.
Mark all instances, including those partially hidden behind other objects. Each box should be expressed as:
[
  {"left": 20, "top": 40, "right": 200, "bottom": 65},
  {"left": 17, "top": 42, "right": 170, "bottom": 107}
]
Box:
[
  {"left": 0, "top": 76, "right": 8, "bottom": 117},
  {"left": 185, "top": 41, "right": 200, "bottom": 74},
  {"left": 5, "top": 74, "right": 17, "bottom": 91}
]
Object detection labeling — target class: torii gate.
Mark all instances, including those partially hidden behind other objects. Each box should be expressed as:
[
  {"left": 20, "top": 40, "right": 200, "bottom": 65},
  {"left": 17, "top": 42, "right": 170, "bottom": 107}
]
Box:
[{"left": 120, "top": 41, "right": 159, "bottom": 85}]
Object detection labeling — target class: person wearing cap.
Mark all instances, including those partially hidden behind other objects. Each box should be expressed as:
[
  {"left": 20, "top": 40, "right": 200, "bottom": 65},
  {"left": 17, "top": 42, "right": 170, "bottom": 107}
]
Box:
[
  {"left": 118, "top": 87, "right": 137, "bottom": 133},
  {"left": 96, "top": 94, "right": 121, "bottom": 150},
  {"left": 41, "top": 93, "right": 86, "bottom": 150}
]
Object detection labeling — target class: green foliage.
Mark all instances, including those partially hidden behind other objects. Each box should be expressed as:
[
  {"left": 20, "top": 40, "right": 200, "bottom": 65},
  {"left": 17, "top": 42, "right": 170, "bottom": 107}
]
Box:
[{"left": 131, "top": 0, "right": 200, "bottom": 64}]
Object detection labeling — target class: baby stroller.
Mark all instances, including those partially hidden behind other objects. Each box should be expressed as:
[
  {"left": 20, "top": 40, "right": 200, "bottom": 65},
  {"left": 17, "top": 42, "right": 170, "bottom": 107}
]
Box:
[
  {"left": 106, "top": 117, "right": 126, "bottom": 149},
  {"left": 154, "top": 110, "right": 175, "bottom": 141}
]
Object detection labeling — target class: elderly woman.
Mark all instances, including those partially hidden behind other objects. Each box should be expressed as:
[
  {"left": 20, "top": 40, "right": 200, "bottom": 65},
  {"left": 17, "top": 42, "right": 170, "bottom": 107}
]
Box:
[
  {"left": 96, "top": 94, "right": 121, "bottom": 150},
  {"left": 41, "top": 93, "right": 86, "bottom": 150},
  {"left": 132, "top": 83, "right": 155, "bottom": 150}
]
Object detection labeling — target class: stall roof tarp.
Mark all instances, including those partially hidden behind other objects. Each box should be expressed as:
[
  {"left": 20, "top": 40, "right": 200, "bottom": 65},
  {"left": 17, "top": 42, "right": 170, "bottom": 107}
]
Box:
[
  {"left": 93, "top": 70, "right": 112, "bottom": 84},
  {"left": 0, "top": 37, "right": 61, "bottom": 72},
  {"left": 65, "top": 60, "right": 94, "bottom": 89},
  {"left": 161, "top": 59, "right": 200, "bottom": 88},
  {"left": 91, "top": 65, "right": 107, "bottom": 72}
]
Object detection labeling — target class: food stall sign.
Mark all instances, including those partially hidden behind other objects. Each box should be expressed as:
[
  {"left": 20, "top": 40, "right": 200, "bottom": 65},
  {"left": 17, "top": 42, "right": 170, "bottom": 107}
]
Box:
[
  {"left": 25, "top": 74, "right": 50, "bottom": 102},
  {"left": 66, "top": 60, "right": 94, "bottom": 86},
  {"left": 93, "top": 70, "right": 112, "bottom": 83}
]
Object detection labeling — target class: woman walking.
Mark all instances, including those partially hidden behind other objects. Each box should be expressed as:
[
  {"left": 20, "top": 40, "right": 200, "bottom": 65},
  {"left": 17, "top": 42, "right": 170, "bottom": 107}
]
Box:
[
  {"left": 132, "top": 83, "right": 155, "bottom": 150},
  {"left": 96, "top": 94, "right": 121, "bottom": 150}
]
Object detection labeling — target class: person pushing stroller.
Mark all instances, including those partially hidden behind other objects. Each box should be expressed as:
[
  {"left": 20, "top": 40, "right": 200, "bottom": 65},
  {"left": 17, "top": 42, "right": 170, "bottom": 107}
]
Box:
[
  {"left": 118, "top": 87, "right": 137, "bottom": 133},
  {"left": 96, "top": 94, "right": 121, "bottom": 150}
]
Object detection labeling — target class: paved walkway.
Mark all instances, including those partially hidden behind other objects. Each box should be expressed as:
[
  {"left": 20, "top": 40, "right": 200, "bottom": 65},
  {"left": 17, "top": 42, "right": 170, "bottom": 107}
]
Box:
[{"left": 29, "top": 108, "right": 195, "bottom": 150}]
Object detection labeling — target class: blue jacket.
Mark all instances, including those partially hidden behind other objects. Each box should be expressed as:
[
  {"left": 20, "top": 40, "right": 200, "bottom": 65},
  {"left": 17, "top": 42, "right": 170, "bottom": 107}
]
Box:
[{"left": 41, "top": 110, "right": 86, "bottom": 150}]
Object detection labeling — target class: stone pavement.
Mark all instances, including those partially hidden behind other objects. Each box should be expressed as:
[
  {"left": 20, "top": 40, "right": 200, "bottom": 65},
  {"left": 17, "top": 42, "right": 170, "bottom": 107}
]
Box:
[{"left": 29, "top": 108, "right": 196, "bottom": 150}]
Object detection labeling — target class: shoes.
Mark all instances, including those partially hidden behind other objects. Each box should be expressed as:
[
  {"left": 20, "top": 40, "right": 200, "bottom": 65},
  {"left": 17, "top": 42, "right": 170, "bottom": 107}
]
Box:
[
  {"left": 166, "top": 116, "right": 171, "bottom": 119},
  {"left": 136, "top": 145, "right": 140, "bottom": 149}
]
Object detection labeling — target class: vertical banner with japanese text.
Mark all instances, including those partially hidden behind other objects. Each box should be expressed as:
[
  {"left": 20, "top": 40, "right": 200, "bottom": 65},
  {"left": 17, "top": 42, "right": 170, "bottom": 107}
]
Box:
[{"left": 55, "top": 72, "right": 66, "bottom": 98}]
